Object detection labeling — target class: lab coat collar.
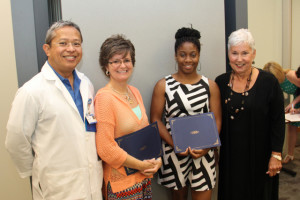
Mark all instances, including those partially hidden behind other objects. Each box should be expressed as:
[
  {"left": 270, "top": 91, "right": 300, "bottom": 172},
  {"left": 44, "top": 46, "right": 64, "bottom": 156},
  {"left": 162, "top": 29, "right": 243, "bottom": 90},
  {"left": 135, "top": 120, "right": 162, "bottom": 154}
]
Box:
[
  {"left": 40, "top": 62, "right": 88, "bottom": 121},
  {"left": 41, "top": 61, "right": 84, "bottom": 81}
]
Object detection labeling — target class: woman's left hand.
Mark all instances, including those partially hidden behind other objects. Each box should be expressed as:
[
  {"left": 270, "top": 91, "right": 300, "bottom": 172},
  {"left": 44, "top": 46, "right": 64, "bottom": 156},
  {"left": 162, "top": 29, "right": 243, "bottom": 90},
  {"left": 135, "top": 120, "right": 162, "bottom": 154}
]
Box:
[
  {"left": 188, "top": 147, "right": 209, "bottom": 159},
  {"left": 142, "top": 158, "right": 162, "bottom": 176},
  {"left": 266, "top": 156, "right": 282, "bottom": 177},
  {"left": 285, "top": 104, "right": 292, "bottom": 113}
]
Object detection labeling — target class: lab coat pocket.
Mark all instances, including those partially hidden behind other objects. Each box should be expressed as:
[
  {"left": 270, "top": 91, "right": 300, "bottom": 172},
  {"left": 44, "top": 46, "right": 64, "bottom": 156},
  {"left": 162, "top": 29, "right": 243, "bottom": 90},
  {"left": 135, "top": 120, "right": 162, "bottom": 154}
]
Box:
[{"left": 42, "top": 168, "right": 88, "bottom": 200}]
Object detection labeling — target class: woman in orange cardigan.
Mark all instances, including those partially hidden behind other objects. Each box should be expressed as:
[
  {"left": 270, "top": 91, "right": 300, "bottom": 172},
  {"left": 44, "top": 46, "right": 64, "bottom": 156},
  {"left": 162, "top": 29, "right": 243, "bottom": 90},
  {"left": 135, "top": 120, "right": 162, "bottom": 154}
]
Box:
[{"left": 95, "top": 35, "right": 161, "bottom": 200}]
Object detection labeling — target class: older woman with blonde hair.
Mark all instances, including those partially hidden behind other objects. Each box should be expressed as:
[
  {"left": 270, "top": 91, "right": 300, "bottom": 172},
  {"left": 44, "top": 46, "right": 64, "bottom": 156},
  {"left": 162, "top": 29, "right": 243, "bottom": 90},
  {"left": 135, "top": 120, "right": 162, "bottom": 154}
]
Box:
[
  {"left": 263, "top": 61, "right": 300, "bottom": 164},
  {"left": 263, "top": 62, "right": 286, "bottom": 83},
  {"left": 215, "top": 29, "right": 285, "bottom": 200}
]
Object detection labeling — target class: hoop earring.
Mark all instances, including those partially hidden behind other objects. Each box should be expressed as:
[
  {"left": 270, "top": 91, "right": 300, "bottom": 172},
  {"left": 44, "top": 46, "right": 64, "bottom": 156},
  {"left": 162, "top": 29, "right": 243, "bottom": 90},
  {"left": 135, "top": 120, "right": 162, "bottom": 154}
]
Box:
[
  {"left": 105, "top": 70, "right": 110, "bottom": 76},
  {"left": 197, "top": 62, "right": 201, "bottom": 71},
  {"left": 175, "top": 62, "right": 178, "bottom": 71}
]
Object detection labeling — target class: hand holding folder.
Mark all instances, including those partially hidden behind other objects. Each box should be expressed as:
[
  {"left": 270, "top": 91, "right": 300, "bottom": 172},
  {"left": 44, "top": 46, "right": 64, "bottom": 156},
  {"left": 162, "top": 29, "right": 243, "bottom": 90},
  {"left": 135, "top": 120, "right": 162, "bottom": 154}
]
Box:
[
  {"left": 115, "top": 121, "right": 162, "bottom": 175},
  {"left": 170, "top": 112, "right": 221, "bottom": 154}
]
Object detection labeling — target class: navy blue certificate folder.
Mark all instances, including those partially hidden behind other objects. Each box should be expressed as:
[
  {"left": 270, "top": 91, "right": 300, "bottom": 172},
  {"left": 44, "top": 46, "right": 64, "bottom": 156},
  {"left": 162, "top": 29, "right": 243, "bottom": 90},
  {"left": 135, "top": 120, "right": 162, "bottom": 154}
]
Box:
[
  {"left": 170, "top": 112, "right": 221, "bottom": 153},
  {"left": 115, "top": 121, "right": 162, "bottom": 175}
]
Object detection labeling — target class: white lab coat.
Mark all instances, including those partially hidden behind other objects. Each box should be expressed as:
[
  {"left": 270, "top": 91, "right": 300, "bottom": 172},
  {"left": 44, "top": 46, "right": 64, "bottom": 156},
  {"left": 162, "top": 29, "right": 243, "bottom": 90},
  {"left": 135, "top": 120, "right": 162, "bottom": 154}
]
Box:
[{"left": 6, "top": 62, "right": 103, "bottom": 200}]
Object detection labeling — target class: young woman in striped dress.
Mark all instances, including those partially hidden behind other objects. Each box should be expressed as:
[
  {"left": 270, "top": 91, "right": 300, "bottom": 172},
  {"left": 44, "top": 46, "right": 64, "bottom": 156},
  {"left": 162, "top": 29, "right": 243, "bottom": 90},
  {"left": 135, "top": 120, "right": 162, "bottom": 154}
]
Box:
[{"left": 150, "top": 27, "right": 222, "bottom": 200}]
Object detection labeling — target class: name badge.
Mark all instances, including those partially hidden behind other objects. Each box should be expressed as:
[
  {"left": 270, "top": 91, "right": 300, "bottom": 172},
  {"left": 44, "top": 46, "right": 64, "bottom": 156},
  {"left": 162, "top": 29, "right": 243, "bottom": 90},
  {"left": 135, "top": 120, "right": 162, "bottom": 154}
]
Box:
[
  {"left": 85, "top": 98, "right": 97, "bottom": 132},
  {"left": 86, "top": 114, "right": 97, "bottom": 124},
  {"left": 85, "top": 120, "right": 96, "bottom": 132}
]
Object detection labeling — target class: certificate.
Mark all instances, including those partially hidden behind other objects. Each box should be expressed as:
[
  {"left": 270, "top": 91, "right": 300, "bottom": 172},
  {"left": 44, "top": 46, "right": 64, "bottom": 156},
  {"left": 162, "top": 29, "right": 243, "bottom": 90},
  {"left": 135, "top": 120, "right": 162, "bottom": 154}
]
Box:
[
  {"left": 115, "top": 121, "right": 162, "bottom": 175},
  {"left": 170, "top": 112, "right": 221, "bottom": 153},
  {"left": 285, "top": 113, "right": 300, "bottom": 122}
]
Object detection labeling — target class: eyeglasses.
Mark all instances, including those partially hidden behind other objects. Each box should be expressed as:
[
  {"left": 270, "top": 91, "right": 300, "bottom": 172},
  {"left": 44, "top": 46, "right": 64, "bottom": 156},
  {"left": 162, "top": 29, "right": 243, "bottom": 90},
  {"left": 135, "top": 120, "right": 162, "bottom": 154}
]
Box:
[{"left": 108, "top": 59, "right": 132, "bottom": 67}]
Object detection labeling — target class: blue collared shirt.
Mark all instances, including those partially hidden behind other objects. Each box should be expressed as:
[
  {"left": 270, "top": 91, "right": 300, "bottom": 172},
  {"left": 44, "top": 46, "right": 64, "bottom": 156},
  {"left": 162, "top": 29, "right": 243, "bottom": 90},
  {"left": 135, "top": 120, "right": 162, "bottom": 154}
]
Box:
[{"left": 48, "top": 61, "right": 84, "bottom": 121}]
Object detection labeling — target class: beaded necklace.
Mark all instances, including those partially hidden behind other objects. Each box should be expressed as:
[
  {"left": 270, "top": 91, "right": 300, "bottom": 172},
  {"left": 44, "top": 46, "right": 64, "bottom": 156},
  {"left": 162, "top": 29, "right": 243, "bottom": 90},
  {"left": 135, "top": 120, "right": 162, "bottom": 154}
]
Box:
[
  {"left": 225, "top": 67, "right": 253, "bottom": 120},
  {"left": 111, "top": 86, "right": 133, "bottom": 104}
]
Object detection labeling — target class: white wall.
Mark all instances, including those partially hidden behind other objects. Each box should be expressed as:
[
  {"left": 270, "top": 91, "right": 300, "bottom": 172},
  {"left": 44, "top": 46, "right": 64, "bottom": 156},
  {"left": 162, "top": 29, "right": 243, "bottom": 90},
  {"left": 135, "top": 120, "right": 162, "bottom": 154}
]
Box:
[
  {"left": 61, "top": 0, "right": 226, "bottom": 116},
  {"left": 0, "top": 0, "right": 32, "bottom": 199},
  {"left": 248, "top": 0, "right": 283, "bottom": 69}
]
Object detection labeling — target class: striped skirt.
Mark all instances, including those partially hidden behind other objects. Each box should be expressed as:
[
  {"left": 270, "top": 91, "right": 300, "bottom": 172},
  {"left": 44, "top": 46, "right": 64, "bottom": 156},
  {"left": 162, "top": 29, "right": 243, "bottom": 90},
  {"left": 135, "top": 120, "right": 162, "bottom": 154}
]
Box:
[
  {"left": 107, "top": 178, "right": 152, "bottom": 200},
  {"left": 158, "top": 141, "right": 216, "bottom": 191}
]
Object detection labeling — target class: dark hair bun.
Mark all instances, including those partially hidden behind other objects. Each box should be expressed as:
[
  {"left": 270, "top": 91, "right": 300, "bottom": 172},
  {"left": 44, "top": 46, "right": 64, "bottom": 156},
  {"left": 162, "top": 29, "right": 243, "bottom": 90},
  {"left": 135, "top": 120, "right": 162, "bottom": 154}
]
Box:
[{"left": 175, "top": 27, "right": 201, "bottom": 40}]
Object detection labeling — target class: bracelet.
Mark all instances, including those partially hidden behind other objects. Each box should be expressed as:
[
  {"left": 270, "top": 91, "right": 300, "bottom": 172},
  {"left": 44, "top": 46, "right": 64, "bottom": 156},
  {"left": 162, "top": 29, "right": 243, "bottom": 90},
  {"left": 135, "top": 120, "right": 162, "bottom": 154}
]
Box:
[{"left": 271, "top": 154, "right": 282, "bottom": 161}]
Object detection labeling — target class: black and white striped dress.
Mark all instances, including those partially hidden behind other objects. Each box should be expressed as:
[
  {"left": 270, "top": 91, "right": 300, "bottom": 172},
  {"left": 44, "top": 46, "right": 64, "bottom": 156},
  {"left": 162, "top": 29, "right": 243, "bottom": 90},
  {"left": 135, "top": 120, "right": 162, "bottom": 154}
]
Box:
[{"left": 157, "top": 75, "right": 216, "bottom": 191}]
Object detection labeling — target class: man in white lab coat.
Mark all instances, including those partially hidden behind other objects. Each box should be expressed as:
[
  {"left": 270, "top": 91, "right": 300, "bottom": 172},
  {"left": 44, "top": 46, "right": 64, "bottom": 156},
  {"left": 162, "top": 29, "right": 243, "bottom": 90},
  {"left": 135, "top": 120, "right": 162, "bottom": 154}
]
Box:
[{"left": 6, "top": 20, "right": 103, "bottom": 200}]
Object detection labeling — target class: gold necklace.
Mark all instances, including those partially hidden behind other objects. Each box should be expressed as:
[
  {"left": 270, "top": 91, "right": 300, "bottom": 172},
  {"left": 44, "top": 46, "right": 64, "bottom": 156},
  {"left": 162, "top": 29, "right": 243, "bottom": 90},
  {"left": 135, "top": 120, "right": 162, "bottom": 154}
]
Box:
[
  {"left": 225, "top": 67, "right": 253, "bottom": 120},
  {"left": 111, "top": 86, "right": 133, "bottom": 104}
]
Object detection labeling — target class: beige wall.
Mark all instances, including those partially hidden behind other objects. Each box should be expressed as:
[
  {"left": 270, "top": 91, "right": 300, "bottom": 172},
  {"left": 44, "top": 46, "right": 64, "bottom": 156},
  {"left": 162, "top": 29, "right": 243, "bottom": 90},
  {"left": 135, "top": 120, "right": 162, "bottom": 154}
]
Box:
[
  {"left": 0, "top": 0, "right": 32, "bottom": 199},
  {"left": 282, "top": 0, "right": 292, "bottom": 69},
  {"left": 248, "top": 0, "right": 299, "bottom": 70},
  {"left": 248, "top": 0, "right": 283, "bottom": 69},
  {"left": 292, "top": 0, "right": 300, "bottom": 69}
]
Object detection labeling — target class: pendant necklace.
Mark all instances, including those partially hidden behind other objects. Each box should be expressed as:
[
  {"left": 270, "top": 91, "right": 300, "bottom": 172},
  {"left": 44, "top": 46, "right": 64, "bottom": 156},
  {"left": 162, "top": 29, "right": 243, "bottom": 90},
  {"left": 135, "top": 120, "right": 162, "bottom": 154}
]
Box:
[
  {"left": 225, "top": 67, "right": 253, "bottom": 120},
  {"left": 111, "top": 86, "right": 133, "bottom": 104}
]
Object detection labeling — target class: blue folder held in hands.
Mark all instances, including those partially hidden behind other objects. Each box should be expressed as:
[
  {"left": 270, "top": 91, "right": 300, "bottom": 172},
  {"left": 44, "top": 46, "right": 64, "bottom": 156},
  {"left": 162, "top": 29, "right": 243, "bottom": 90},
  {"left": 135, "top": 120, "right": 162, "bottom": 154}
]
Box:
[
  {"left": 170, "top": 112, "right": 221, "bottom": 153},
  {"left": 115, "top": 121, "right": 162, "bottom": 175}
]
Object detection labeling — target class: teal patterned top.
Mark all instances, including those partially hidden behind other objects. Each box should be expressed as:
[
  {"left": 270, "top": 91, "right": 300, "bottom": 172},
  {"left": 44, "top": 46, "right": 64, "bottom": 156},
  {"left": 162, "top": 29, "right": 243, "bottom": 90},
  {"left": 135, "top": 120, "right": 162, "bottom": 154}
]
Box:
[
  {"left": 280, "top": 78, "right": 300, "bottom": 127},
  {"left": 280, "top": 78, "right": 298, "bottom": 95}
]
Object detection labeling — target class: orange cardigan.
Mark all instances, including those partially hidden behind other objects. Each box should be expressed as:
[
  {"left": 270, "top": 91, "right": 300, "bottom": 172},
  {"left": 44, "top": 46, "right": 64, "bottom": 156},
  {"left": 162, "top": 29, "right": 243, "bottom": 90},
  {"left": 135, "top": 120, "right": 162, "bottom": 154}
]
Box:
[{"left": 94, "top": 85, "right": 150, "bottom": 196}]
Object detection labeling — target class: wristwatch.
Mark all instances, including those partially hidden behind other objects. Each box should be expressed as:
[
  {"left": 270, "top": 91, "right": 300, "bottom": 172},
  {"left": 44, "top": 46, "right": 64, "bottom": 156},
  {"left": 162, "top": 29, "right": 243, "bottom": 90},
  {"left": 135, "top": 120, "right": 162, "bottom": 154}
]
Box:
[{"left": 271, "top": 154, "right": 282, "bottom": 161}]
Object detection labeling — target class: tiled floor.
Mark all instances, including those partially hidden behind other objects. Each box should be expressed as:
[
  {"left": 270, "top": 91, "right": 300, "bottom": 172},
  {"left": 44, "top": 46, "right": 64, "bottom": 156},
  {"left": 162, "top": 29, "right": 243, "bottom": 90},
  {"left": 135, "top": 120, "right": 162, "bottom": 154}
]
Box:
[{"left": 279, "top": 145, "right": 300, "bottom": 200}]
